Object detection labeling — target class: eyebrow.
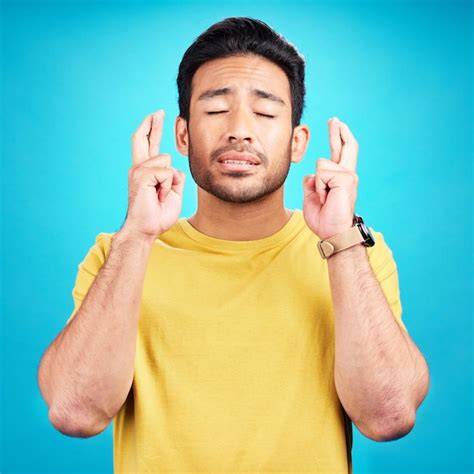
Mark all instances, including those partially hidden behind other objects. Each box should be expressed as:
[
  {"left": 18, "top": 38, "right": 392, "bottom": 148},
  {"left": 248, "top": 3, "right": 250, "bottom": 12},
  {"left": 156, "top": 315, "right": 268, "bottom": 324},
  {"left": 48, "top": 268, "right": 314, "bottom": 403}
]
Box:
[{"left": 197, "top": 87, "right": 286, "bottom": 106}]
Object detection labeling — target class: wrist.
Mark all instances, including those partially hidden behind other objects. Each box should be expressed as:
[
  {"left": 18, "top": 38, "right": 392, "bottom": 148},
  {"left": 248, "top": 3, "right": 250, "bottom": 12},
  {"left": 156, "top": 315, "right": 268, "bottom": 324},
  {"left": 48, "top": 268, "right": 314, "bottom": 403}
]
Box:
[
  {"left": 113, "top": 227, "right": 158, "bottom": 248},
  {"left": 326, "top": 241, "right": 367, "bottom": 262},
  {"left": 317, "top": 214, "right": 375, "bottom": 259}
]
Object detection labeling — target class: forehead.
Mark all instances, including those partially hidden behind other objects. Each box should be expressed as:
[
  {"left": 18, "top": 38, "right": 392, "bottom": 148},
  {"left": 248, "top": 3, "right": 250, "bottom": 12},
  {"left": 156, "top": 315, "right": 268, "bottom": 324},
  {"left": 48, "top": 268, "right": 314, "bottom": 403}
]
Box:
[{"left": 190, "top": 54, "right": 290, "bottom": 103}]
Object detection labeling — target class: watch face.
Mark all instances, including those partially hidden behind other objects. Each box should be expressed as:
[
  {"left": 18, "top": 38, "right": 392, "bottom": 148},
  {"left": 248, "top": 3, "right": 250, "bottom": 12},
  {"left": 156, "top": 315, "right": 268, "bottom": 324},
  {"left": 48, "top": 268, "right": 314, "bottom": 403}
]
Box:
[{"left": 354, "top": 214, "right": 375, "bottom": 247}]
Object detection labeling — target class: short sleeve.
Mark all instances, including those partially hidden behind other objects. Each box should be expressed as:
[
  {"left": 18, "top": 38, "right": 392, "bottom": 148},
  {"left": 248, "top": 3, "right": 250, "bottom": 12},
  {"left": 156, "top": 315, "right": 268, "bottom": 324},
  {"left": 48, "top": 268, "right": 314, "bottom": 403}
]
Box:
[
  {"left": 65, "top": 232, "right": 114, "bottom": 325},
  {"left": 366, "top": 227, "right": 408, "bottom": 333}
]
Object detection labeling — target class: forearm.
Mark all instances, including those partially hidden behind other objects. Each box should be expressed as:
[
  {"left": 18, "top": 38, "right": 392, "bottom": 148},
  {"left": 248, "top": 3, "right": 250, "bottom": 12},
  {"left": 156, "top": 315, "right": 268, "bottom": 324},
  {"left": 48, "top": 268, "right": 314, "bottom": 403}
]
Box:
[
  {"left": 327, "top": 244, "right": 429, "bottom": 440},
  {"left": 38, "top": 229, "right": 155, "bottom": 436}
]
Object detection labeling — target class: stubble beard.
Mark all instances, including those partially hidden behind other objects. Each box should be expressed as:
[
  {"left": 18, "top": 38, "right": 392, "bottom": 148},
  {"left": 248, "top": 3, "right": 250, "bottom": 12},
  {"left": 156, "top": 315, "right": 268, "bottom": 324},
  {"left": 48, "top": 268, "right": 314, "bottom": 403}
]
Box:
[{"left": 187, "top": 134, "right": 293, "bottom": 204}]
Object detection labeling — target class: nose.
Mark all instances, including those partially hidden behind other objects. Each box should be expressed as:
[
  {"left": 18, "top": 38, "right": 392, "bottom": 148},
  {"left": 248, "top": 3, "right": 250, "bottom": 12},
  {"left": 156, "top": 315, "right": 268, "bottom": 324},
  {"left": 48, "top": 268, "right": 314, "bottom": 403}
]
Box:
[{"left": 225, "top": 108, "right": 255, "bottom": 144}]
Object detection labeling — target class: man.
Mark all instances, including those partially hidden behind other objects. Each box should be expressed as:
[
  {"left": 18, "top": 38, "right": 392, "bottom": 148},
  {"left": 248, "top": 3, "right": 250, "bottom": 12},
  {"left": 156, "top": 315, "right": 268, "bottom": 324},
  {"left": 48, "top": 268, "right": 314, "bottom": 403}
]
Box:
[{"left": 37, "top": 16, "right": 430, "bottom": 473}]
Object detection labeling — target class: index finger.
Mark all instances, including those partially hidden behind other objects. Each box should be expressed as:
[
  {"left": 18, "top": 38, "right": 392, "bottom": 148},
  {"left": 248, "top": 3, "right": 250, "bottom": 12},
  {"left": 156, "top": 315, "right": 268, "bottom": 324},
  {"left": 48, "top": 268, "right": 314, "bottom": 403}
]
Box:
[
  {"left": 328, "top": 117, "right": 342, "bottom": 163},
  {"left": 131, "top": 112, "right": 154, "bottom": 166},
  {"left": 131, "top": 109, "right": 164, "bottom": 166},
  {"left": 339, "top": 122, "right": 359, "bottom": 172},
  {"left": 148, "top": 110, "right": 165, "bottom": 158}
]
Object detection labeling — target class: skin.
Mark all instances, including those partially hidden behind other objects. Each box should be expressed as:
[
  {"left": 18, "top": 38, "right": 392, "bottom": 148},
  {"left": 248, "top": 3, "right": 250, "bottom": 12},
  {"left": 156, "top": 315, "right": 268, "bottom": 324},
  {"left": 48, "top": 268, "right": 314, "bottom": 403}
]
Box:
[{"left": 175, "top": 53, "right": 310, "bottom": 240}]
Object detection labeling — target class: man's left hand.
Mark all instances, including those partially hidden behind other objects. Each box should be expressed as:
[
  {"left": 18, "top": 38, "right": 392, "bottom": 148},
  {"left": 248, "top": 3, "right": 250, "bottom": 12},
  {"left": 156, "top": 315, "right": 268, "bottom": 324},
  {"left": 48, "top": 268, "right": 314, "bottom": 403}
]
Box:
[{"left": 303, "top": 117, "right": 360, "bottom": 240}]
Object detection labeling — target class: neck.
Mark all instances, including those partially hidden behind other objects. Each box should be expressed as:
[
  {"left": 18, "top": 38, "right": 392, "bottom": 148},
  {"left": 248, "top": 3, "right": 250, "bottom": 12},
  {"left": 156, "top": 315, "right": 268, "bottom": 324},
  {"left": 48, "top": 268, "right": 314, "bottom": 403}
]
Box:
[{"left": 186, "top": 187, "right": 293, "bottom": 241}]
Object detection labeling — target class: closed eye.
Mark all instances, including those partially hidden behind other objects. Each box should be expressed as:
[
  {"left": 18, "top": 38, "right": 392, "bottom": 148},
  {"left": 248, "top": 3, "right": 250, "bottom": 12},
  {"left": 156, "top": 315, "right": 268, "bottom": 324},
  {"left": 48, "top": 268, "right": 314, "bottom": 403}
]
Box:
[{"left": 206, "top": 111, "right": 275, "bottom": 119}]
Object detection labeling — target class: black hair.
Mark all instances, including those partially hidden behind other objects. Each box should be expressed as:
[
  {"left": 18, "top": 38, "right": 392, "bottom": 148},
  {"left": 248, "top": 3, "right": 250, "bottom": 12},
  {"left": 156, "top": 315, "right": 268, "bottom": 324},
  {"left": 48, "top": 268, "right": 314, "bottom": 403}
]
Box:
[{"left": 177, "top": 17, "right": 306, "bottom": 129}]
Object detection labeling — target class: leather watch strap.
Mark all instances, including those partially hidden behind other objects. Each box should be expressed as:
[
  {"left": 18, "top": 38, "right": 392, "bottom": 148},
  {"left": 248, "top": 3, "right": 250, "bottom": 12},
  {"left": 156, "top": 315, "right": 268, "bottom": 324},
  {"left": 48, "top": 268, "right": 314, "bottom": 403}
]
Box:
[{"left": 317, "top": 225, "right": 364, "bottom": 259}]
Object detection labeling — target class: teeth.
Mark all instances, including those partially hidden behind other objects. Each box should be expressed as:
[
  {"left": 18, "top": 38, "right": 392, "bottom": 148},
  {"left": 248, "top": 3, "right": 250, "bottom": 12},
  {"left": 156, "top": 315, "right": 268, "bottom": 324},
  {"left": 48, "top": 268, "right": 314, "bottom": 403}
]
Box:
[{"left": 222, "top": 160, "right": 255, "bottom": 165}]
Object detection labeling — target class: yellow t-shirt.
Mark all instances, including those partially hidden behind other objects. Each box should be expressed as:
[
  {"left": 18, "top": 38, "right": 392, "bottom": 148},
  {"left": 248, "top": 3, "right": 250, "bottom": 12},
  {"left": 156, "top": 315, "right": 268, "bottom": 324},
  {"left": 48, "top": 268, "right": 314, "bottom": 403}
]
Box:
[{"left": 66, "top": 209, "right": 407, "bottom": 474}]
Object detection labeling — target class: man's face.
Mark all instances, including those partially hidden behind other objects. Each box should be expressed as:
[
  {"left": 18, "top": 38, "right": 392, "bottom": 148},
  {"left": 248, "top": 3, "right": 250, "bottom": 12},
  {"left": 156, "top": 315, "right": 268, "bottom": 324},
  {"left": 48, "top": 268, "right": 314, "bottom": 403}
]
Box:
[{"left": 184, "top": 54, "right": 295, "bottom": 203}]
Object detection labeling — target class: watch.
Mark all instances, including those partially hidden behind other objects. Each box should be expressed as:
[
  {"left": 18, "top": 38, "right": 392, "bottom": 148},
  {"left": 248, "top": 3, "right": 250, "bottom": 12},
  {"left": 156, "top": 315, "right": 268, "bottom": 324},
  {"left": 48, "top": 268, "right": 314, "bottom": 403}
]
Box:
[{"left": 317, "top": 214, "right": 375, "bottom": 259}]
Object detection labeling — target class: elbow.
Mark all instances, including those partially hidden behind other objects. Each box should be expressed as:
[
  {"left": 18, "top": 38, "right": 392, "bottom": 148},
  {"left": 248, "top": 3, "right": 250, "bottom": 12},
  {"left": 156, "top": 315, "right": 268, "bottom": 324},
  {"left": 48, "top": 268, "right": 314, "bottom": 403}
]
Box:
[
  {"left": 358, "top": 410, "right": 416, "bottom": 442},
  {"left": 37, "top": 353, "right": 55, "bottom": 408},
  {"left": 48, "top": 405, "right": 111, "bottom": 438},
  {"left": 373, "top": 418, "right": 416, "bottom": 442}
]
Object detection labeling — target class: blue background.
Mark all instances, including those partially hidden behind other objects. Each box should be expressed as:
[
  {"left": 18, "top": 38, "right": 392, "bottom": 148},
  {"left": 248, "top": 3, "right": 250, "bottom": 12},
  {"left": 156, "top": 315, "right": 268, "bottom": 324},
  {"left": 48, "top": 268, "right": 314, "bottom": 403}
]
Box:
[{"left": 1, "top": 0, "right": 472, "bottom": 472}]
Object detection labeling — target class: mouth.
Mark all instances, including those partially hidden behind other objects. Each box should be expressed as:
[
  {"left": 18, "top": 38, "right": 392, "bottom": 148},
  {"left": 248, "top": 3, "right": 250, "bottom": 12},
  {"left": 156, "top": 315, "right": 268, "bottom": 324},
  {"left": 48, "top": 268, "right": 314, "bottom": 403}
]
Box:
[{"left": 217, "top": 152, "right": 261, "bottom": 172}]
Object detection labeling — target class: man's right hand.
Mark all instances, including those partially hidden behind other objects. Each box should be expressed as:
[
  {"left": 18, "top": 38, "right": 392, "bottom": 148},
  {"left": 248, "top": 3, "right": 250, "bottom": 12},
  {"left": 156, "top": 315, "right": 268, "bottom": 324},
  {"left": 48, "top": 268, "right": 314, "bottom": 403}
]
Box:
[{"left": 122, "top": 110, "right": 186, "bottom": 241}]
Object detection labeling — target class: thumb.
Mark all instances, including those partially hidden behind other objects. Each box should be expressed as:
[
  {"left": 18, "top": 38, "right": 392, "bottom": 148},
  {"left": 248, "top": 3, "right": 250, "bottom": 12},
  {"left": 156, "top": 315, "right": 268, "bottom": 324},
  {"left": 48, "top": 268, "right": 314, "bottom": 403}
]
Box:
[
  {"left": 303, "top": 174, "right": 316, "bottom": 198},
  {"left": 171, "top": 169, "right": 186, "bottom": 197}
]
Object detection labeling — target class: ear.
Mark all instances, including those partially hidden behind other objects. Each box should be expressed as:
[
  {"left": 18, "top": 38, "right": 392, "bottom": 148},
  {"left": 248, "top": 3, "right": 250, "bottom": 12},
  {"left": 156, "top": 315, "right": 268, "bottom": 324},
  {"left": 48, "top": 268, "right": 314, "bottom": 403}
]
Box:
[
  {"left": 175, "top": 115, "right": 189, "bottom": 156},
  {"left": 290, "top": 124, "right": 310, "bottom": 164}
]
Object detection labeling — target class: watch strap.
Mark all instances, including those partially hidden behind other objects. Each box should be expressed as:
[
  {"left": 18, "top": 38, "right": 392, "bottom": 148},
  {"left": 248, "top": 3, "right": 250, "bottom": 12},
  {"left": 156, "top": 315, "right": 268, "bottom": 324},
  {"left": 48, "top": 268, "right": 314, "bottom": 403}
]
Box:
[{"left": 317, "top": 225, "right": 364, "bottom": 259}]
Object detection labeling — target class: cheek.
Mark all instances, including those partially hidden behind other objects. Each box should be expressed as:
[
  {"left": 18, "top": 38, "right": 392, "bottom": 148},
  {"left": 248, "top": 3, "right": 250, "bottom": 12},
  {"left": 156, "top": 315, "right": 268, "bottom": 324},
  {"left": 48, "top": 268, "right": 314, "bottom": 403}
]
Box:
[
  {"left": 265, "top": 128, "right": 292, "bottom": 154},
  {"left": 189, "top": 125, "right": 213, "bottom": 154}
]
